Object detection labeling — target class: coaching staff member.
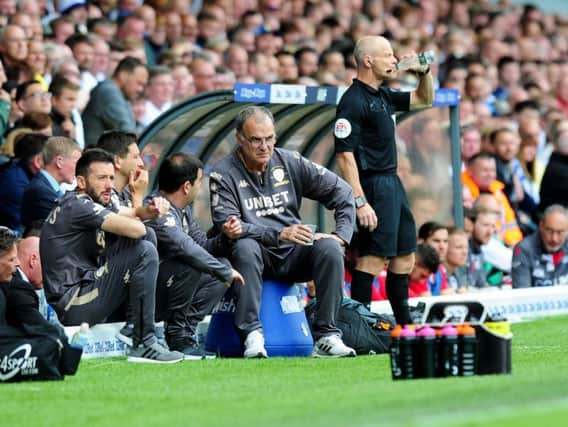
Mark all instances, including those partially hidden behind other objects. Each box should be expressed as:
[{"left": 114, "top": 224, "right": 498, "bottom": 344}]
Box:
[
  {"left": 209, "top": 106, "right": 356, "bottom": 358},
  {"left": 334, "top": 36, "right": 434, "bottom": 324},
  {"left": 40, "top": 149, "right": 183, "bottom": 363}
]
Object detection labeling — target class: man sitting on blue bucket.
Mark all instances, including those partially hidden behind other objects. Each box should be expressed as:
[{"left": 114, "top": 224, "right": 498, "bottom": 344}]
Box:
[{"left": 209, "top": 106, "right": 356, "bottom": 358}]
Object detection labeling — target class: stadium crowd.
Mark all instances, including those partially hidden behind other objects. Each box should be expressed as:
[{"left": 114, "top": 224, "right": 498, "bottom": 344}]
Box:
[{"left": 1, "top": 0, "right": 568, "bottom": 362}]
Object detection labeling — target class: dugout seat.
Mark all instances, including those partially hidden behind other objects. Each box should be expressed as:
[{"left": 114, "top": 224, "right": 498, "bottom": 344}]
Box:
[{"left": 205, "top": 279, "right": 314, "bottom": 357}]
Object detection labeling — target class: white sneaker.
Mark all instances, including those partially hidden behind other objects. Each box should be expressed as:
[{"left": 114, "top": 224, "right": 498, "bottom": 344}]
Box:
[
  {"left": 243, "top": 330, "right": 268, "bottom": 358},
  {"left": 313, "top": 335, "right": 356, "bottom": 358}
]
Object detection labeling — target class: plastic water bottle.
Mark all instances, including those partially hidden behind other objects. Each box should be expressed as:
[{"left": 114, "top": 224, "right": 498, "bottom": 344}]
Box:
[
  {"left": 70, "top": 322, "right": 90, "bottom": 349},
  {"left": 438, "top": 324, "right": 459, "bottom": 377},
  {"left": 396, "top": 50, "right": 436, "bottom": 71},
  {"left": 415, "top": 324, "right": 437, "bottom": 378},
  {"left": 457, "top": 323, "right": 477, "bottom": 376},
  {"left": 399, "top": 325, "right": 416, "bottom": 379}
]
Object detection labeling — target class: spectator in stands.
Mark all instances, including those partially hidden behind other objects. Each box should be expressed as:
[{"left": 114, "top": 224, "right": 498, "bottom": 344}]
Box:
[
  {"left": 462, "top": 152, "right": 523, "bottom": 247},
  {"left": 16, "top": 233, "right": 41, "bottom": 289},
  {"left": 0, "top": 133, "right": 47, "bottom": 232},
  {"left": 248, "top": 52, "right": 275, "bottom": 84},
  {"left": 407, "top": 243, "right": 440, "bottom": 298},
  {"left": 49, "top": 16, "right": 75, "bottom": 45},
  {"left": 518, "top": 114, "right": 548, "bottom": 175},
  {"left": 147, "top": 152, "right": 244, "bottom": 358},
  {"left": 319, "top": 48, "right": 346, "bottom": 75},
  {"left": 16, "top": 232, "right": 61, "bottom": 324},
  {"left": 116, "top": 12, "right": 155, "bottom": 66},
  {"left": 91, "top": 37, "right": 111, "bottom": 81},
  {"left": 52, "top": 52, "right": 89, "bottom": 115},
  {"left": 0, "top": 59, "right": 10, "bottom": 145},
  {"left": 0, "top": 25, "right": 29, "bottom": 80},
  {"left": 40, "top": 148, "right": 183, "bottom": 363},
  {"left": 171, "top": 61, "right": 195, "bottom": 104},
  {"left": 295, "top": 47, "right": 319, "bottom": 79},
  {"left": 89, "top": 17, "right": 117, "bottom": 43},
  {"left": 407, "top": 115, "right": 446, "bottom": 179},
  {"left": 21, "top": 136, "right": 81, "bottom": 228},
  {"left": 512, "top": 204, "right": 568, "bottom": 288},
  {"left": 139, "top": 65, "right": 174, "bottom": 127},
  {"left": 209, "top": 106, "right": 356, "bottom": 358},
  {"left": 465, "top": 73, "right": 497, "bottom": 116},
  {"left": 65, "top": 33, "right": 97, "bottom": 97},
  {"left": 418, "top": 221, "right": 452, "bottom": 296},
  {"left": 190, "top": 55, "right": 216, "bottom": 94},
  {"left": 27, "top": 40, "right": 48, "bottom": 90},
  {"left": 224, "top": 44, "right": 249, "bottom": 80},
  {"left": 492, "top": 127, "right": 539, "bottom": 229},
  {"left": 17, "top": 112, "right": 53, "bottom": 136},
  {"left": 49, "top": 75, "right": 81, "bottom": 142},
  {"left": 15, "top": 80, "right": 51, "bottom": 119},
  {"left": 468, "top": 205, "right": 502, "bottom": 289},
  {"left": 445, "top": 228, "right": 470, "bottom": 293},
  {"left": 443, "top": 64, "right": 468, "bottom": 95},
  {"left": 82, "top": 56, "right": 148, "bottom": 147},
  {"left": 474, "top": 193, "right": 514, "bottom": 274},
  {"left": 493, "top": 56, "right": 521, "bottom": 105},
  {"left": 58, "top": 0, "right": 88, "bottom": 34},
  {"left": 214, "top": 65, "right": 236, "bottom": 90},
  {"left": 540, "top": 127, "right": 568, "bottom": 212},
  {"left": 0, "top": 226, "right": 19, "bottom": 301}
]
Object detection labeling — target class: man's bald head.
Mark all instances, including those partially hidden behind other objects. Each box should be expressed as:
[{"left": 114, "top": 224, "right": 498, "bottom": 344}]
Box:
[
  {"left": 354, "top": 36, "right": 391, "bottom": 66},
  {"left": 17, "top": 236, "right": 42, "bottom": 289}
]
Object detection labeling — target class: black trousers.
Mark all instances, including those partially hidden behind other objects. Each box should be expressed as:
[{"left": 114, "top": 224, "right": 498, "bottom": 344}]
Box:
[
  {"left": 229, "top": 238, "right": 344, "bottom": 340},
  {"left": 155, "top": 258, "right": 229, "bottom": 342}
]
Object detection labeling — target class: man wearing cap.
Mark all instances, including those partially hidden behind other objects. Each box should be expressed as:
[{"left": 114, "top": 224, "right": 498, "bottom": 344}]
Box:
[{"left": 58, "top": 0, "right": 88, "bottom": 33}]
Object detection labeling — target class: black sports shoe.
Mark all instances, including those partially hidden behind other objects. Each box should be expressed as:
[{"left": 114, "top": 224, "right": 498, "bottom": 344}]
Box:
[
  {"left": 168, "top": 338, "right": 216, "bottom": 360},
  {"left": 116, "top": 323, "right": 134, "bottom": 347}
]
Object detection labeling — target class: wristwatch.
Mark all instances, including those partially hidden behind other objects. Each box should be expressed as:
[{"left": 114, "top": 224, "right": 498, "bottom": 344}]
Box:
[
  {"left": 354, "top": 195, "right": 367, "bottom": 209},
  {"left": 415, "top": 66, "right": 431, "bottom": 76}
]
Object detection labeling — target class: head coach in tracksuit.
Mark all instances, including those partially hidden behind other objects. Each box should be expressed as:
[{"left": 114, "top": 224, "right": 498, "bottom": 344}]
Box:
[
  {"left": 209, "top": 106, "right": 357, "bottom": 358},
  {"left": 334, "top": 36, "right": 434, "bottom": 325}
]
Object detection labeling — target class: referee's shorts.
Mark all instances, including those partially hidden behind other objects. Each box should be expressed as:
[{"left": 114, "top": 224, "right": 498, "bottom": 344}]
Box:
[{"left": 357, "top": 174, "right": 417, "bottom": 258}]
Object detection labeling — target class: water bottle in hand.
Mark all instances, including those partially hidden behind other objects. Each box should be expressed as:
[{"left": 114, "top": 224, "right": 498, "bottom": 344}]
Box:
[
  {"left": 70, "top": 322, "right": 90, "bottom": 349},
  {"left": 396, "top": 51, "right": 435, "bottom": 71}
]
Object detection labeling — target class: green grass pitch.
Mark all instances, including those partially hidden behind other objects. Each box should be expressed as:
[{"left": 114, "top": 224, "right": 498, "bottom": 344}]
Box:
[{"left": 2, "top": 315, "right": 568, "bottom": 427}]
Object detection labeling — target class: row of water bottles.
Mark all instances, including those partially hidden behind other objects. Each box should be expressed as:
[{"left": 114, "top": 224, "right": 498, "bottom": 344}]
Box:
[{"left": 390, "top": 323, "right": 477, "bottom": 380}]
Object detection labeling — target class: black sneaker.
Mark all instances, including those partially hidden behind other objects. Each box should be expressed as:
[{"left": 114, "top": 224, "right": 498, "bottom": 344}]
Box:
[
  {"left": 116, "top": 323, "right": 134, "bottom": 347},
  {"left": 168, "top": 338, "right": 216, "bottom": 361}
]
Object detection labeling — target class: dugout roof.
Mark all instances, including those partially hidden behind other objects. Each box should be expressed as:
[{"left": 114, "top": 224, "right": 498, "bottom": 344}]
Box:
[{"left": 138, "top": 85, "right": 461, "bottom": 231}]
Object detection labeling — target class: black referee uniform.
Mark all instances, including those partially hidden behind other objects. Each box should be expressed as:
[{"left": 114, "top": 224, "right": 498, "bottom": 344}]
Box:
[{"left": 335, "top": 79, "right": 416, "bottom": 323}]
